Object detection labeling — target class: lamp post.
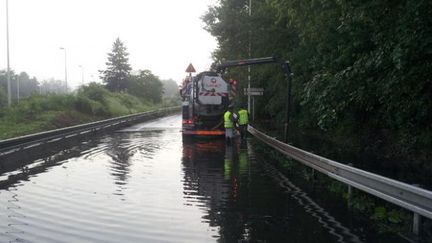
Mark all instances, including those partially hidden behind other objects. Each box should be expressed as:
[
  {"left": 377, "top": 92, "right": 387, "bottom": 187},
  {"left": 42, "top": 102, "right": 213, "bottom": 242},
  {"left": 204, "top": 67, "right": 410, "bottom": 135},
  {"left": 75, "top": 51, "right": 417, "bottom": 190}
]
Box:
[
  {"left": 78, "top": 65, "right": 84, "bottom": 85},
  {"left": 59, "top": 47, "right": 68, "bottom": 92},
  {"left": 6, "top": 0, "right": 11, "bottom": 106},
  {"left": 17, "top": 75, "right": 19, "bottom": 102}
]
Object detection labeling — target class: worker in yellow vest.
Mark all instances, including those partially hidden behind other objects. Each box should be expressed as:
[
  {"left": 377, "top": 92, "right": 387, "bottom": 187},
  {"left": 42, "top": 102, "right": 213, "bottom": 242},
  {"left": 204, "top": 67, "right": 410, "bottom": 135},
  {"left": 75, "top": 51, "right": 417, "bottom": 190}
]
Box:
[
  {"left": 224, "top": 105, "right": 235, "bottom": 144},
  {"left": 238, "top": 106, "right": 249, "bottom": 140}
]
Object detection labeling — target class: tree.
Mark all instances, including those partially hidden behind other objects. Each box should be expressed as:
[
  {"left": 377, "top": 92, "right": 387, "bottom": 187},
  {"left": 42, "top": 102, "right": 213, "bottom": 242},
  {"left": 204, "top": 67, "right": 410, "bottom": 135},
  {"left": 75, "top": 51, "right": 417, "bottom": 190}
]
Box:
[
  {"left": 0, "top": 70, "right": 11, "bottom": 106},
  {"left": 17, "top": 72, "right": 40, "bottom": 98},
  {"left": 204, "top": 0, "right": 432, "bottom": 155},
  {"left": 161, "top": 79, "right": 179, "bottom": 98},
  {"left": 161, "top": 79, "right": 180, "bottom": 106},
  {"left": 0, "top": 70, "right": 41, "bottom": 103},
  {"left": 128, "top": 70, "right": 163, "bottom": 103},
  {"left": 0, "top": 86, "right": 7, "bottom": 108},
  {"left": 40, "top": 78, "right": 66, "bottom": 94},
  {"left": 99, "top": 38, "right": 132, "bottom": 92}
]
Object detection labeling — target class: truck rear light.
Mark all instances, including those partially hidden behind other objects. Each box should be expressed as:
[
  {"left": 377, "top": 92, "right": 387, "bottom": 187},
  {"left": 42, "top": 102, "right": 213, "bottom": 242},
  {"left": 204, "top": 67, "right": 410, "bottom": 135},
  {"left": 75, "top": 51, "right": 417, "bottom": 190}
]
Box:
[
  {"left": 182, "top": 119, "right": 193, "bottom": 124},
  {"left": 194, "top": 130, "right": 225, "bottom": 136}
]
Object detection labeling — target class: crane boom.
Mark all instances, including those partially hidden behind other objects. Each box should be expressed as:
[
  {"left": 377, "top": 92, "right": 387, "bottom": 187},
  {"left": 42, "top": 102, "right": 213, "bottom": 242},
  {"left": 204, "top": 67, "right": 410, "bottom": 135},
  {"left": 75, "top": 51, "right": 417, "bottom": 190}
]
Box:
[
  {"left": 211, "top": 56, "right": 293, "bottom": 143},
  {"left": 214, "top": 57, "right": 277, "bottom": 72}
]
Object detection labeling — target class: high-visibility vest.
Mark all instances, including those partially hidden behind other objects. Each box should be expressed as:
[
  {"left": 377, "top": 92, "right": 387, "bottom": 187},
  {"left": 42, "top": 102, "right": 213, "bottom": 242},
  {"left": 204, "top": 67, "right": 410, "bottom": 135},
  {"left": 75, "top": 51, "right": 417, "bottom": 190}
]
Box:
[
  {"left": 238, "top": 109, "right": 249, "bottom": 125},
  {"left": 224, "top": 111, "right": 233, "bottom": 128}
]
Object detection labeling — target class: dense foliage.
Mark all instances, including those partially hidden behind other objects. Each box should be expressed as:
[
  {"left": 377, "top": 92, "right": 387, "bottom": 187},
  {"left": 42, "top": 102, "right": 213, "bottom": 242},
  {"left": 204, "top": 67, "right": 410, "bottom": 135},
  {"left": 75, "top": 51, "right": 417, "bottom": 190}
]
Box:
[
  {"left": 129, "top": 70, "right": 163, "bottom": 103},
  {"left": 161, "top": 79, "right": 179, "bottom": 99},
  {"left": 204, "top": 0, "right": 432, "bottom": 157},
  {"left": 161, "top": 79, "right": 181, "bottom": 106}
]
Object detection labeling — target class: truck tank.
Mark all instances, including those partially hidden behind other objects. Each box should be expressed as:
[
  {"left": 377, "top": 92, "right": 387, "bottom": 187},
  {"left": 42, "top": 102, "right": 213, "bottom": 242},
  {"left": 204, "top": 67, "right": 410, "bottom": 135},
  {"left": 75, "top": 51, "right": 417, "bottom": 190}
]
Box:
[{"left": 181, "top": 71, "right": 230, "bottom": 136}]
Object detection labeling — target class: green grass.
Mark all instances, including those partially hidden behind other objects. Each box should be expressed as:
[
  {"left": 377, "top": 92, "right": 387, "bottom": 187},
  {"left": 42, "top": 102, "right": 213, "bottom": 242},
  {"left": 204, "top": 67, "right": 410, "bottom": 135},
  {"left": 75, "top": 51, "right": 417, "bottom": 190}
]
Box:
[
  {"left": 0, "top": 84, "right": 163, "bottom": 140},
  {"left": 0, "top": 109, "right": 93, "bottom": 139}
]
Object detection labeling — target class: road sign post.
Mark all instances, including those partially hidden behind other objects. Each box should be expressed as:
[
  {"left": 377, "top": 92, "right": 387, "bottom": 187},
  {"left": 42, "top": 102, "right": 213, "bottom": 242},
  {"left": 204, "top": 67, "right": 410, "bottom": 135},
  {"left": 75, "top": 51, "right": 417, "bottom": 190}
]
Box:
[
  {"left": 243, "top": 87, "right": 264, "bottom": 96},
  {"left": 243, "top": 88, "right": 263, "bottom": 120},
  {"left": 185, "top": 63, "right": 196, "bottom": 120}
]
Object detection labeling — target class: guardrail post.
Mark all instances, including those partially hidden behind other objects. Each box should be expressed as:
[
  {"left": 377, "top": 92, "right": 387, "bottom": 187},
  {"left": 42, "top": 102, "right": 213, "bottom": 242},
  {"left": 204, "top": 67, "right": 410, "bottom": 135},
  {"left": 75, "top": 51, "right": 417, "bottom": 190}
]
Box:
[
  {"left": 311, "top": 168, "right": 317, "bottom": 183},
  {"left": 347, "top": 184, "right": 353, "bottom": 208},
  {"left": 347, "top": 163, "right": 353, "bottom": 208},
  {"left": 249, "top": 125, "right": 432, "bottom": 228},
  {"left": 412, "top": 184, "right": 421, "bottom": 236},
  {"left": 413, "top": 212, "right": 421, "bottom": 235}
]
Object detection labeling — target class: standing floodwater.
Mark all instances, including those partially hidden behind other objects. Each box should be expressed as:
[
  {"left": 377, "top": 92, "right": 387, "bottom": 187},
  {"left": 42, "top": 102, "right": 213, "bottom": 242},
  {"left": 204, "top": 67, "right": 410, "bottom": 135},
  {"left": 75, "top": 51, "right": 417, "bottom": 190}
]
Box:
[{"left": 0, "top": 115, "right": 409, "bottom": 242}]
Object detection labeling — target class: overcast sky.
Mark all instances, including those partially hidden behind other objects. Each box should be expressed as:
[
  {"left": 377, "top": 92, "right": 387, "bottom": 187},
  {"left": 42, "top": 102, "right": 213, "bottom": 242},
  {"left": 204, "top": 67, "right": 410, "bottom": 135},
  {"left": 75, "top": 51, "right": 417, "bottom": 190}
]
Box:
[{"left": 0, "top": 0, "right": 218, "bottom": 89}]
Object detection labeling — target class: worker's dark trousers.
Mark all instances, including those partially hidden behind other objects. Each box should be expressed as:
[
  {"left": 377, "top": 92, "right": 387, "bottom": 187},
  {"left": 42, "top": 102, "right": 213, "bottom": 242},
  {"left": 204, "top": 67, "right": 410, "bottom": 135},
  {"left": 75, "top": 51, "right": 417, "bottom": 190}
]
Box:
[
  {"left": 225, "top": 128, "right": 233, "bottom": 145},
  {"left": 239, "top": 125, "right": 247, "bottom": 140}
]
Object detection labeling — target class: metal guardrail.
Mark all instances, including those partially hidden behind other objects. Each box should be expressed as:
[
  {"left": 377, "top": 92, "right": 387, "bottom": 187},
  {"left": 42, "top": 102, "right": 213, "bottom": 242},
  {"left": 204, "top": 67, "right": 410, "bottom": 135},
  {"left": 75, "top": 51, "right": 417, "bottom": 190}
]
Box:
[
  {"left": 248, "top": 125, "right": 432, "bottom": 221},
  {"left": 0, "top": 106, "right": 180, "bottom": 155}
]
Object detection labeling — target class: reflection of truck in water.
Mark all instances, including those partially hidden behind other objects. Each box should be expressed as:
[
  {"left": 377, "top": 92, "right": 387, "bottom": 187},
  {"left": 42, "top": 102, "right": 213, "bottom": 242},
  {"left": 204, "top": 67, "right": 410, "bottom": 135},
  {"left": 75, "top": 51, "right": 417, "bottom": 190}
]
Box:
[{"left": 181, "top": 71, "right": 231, "bottom": 136}]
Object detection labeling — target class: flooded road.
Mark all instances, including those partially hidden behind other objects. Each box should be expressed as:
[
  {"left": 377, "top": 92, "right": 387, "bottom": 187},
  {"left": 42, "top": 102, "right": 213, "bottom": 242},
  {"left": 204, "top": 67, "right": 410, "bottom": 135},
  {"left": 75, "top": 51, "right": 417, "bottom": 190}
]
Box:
[{"left": 0, "top": 115, "right": 409, "bottom": 242}]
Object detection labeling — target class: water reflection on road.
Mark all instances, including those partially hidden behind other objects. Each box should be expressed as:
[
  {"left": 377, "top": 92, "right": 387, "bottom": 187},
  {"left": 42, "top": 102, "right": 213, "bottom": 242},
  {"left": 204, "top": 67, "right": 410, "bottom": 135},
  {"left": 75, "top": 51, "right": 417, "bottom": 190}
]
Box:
[
  {"left": 0, "top": 114, "right": 408, "bottom": 242},
  {"left": 181, "top": 137, "right": 366, "bottom": 243}
]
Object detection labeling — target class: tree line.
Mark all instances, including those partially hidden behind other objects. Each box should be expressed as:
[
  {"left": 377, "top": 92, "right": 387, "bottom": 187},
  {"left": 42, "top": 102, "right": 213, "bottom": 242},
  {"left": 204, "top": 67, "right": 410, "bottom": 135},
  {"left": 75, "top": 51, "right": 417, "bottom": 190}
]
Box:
[
  {"left": 0, "top": 38, "right": 178, "bottom": 108},
  {"left": 203, "top": 0, "right": 432, "bottom": 157},
  {"left": 0, "top": 38, "right": 180, "bottom": 139},
  {"left": 0, "top": 71, "right": 68, "bottom": 106},
  {"left": 99, "top": 38, "right": 165, "bottom": 103}
]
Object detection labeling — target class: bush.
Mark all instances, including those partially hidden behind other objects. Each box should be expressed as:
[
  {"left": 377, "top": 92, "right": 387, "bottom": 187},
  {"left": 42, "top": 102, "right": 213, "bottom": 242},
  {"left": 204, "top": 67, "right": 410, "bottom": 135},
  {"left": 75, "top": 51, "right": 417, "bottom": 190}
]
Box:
[
  {"left": 77, "top": 83, "right": 110, "bottom": 103},
  {"left": 74, "top": 96, "right": 108, "bottom": 116},
  {"left": 0, "top": 86, "right": 7, "bottom": 108},
  {"left": 74, "top": 96, "right": 93, "bottom": 114}
]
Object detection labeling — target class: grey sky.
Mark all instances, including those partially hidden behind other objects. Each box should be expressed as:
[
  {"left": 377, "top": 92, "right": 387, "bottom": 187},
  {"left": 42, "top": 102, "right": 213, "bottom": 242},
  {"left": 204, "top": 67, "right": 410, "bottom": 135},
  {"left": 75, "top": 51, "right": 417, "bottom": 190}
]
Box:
[{"left": 0, "top": 0, "right": 217, "bottom": 89}]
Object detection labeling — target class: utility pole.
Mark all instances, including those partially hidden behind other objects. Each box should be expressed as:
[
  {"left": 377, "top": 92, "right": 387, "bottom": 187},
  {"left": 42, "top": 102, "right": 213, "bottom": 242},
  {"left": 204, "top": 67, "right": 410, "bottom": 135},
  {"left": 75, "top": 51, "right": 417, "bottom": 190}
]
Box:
[
  {"left": 6, "top": 0, "right": 11, "bottom": 106},
  {"left": 78, "top": 65, "right": 84, "bottom": 85},
  {"left": 247, "top": 0, "right": 252, "bottom": 115},
  {"left": 17, "top": 75, "right": 20, "bottom": 102},
  {"left": 59, "top": 47, "right": 68, "bottom": 93}
]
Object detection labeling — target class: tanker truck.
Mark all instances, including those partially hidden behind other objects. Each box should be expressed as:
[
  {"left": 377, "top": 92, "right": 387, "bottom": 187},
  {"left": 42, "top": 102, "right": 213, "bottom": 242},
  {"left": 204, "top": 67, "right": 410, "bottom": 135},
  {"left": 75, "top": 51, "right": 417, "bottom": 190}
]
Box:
[
  {"left": 181, "top": 71, "right": 231, "bottom": 136},
  {"left": 181, "top": 56, "right": 290, "bottom": 137}
]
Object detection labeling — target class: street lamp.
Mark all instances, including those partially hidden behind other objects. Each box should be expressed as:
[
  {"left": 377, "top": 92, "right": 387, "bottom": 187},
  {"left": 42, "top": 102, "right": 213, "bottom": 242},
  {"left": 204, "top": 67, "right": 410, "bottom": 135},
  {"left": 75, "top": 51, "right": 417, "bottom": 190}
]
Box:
[
  {"left": 5, "top": 0, "right": 11, "bottom": 106},
  {"left": 16, "top": 75, "right": 20, "bottom": 102},
  {"left": 78, "top": 65, "right": 84, "bottom": 85},
  {"left": 59, "top": 47, "right": 68, "bottom": 92}
]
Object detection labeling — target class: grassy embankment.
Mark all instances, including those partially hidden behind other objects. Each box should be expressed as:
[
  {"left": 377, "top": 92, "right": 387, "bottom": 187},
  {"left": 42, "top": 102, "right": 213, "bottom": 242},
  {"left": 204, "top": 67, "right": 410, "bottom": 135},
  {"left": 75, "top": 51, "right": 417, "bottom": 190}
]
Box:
[{"left": 0, "top": 84, "right": 165, "bottom": 140}]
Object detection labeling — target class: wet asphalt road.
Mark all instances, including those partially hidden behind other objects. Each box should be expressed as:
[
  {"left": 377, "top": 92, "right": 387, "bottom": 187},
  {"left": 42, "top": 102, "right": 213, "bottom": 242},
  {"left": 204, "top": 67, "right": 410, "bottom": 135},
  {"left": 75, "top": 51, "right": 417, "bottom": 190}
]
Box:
[{"left": 0, "top": 114, "right": 410, "bottom": 243}]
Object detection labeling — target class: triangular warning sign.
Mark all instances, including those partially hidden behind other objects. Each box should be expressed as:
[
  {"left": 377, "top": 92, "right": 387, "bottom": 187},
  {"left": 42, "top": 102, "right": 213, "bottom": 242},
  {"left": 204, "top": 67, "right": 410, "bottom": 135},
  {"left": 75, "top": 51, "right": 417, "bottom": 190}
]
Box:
[{"left": 185, "top": 63, "right": 196, "bottom": 73}]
